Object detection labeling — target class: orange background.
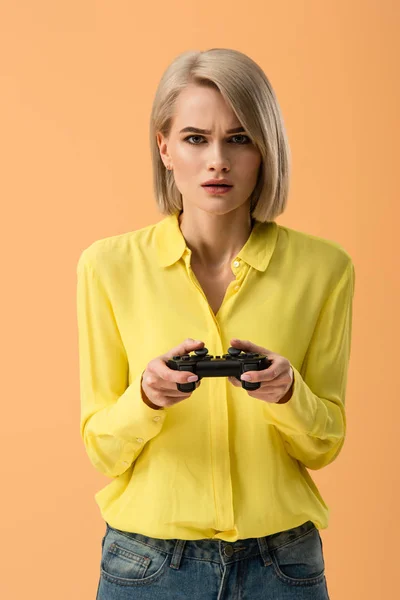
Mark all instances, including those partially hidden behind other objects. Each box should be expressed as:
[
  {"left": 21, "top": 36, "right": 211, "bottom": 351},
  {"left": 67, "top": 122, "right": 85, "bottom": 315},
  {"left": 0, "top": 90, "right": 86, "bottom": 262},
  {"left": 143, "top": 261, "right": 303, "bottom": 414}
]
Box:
[{"left": 1, "top": 1, "right": 398, "bottom": 598}]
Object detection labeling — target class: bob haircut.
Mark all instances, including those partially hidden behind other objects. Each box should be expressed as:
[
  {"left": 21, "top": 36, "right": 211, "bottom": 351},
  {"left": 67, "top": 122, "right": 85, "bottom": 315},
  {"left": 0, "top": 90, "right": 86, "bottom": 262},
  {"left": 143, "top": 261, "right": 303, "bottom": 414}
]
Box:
[{"left": 149, "top": 47, "right": 291, "bottom": 223}]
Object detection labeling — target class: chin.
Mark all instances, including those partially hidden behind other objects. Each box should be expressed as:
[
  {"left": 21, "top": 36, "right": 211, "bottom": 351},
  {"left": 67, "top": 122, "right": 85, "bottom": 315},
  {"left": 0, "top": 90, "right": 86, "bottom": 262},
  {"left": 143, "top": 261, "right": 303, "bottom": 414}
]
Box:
[{"left": 201, "top": 205, "right": 239, "bottom": 216}]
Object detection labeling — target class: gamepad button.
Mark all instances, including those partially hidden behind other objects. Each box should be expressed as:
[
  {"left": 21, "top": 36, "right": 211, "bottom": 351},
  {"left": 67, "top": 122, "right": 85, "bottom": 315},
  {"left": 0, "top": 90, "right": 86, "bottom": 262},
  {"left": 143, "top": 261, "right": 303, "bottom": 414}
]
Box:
[
  {"left": 194, "top": 348, "right": 208, "bottom": 357},
  {"left": 228, "top": 347, "right": 242, "bottom": 356}
]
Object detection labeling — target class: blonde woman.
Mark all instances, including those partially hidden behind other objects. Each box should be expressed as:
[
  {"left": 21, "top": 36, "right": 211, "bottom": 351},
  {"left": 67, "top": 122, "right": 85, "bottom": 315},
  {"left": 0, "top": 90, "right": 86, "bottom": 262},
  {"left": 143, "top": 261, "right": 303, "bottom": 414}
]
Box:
[{"left": 77, "top": 47, "right": 354, "bottom": 599}]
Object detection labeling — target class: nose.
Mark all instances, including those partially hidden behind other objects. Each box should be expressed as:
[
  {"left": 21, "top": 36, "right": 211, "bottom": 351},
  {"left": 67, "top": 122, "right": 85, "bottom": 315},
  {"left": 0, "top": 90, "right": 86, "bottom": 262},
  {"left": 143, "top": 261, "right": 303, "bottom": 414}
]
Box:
[{"left": 206, "top": 141, "right": 231, "bottom": 172}]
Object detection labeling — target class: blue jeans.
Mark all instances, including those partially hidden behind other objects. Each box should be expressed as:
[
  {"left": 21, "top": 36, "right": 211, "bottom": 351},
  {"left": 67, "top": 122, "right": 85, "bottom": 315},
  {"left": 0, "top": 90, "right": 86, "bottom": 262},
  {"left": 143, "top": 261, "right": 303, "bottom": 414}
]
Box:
[{"left": 96, "top": 520, "right": 330, "bottom": 599}]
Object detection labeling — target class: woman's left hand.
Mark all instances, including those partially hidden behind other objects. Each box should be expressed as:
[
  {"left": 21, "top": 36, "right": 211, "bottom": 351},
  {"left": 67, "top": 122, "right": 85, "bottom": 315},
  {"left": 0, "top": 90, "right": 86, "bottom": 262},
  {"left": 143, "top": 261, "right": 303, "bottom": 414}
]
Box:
[{"left": 228, "top": 338, "right": 294, "bottom": 404}]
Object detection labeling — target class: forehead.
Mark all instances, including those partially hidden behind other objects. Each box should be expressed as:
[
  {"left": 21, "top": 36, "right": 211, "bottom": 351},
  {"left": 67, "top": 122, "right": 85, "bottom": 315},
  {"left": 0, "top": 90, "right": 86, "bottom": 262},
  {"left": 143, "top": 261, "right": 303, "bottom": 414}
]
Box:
[{"left": 172, "top": 84, "right": 239, "bottom": 125}]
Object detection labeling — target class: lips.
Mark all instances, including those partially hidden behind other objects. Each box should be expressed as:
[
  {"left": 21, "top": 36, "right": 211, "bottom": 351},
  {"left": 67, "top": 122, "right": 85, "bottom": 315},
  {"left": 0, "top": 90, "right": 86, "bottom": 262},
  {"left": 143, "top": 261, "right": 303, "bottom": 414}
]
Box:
[
  {"left": 201, "top": 178, "right": 233, "bottom": 186},
  {"left": 203, "top": 184, "right": 232, "bottom": 187}
]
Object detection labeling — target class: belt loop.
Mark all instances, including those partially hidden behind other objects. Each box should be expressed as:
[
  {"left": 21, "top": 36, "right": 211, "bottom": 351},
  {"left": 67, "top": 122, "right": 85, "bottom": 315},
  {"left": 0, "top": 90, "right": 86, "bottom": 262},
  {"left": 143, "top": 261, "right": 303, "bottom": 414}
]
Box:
[
  {"left": 169, "top": 539, "right": 186, "bottom": 570},
  {"left": 257, "top": 535, "right": 273, "bottom": 567}
]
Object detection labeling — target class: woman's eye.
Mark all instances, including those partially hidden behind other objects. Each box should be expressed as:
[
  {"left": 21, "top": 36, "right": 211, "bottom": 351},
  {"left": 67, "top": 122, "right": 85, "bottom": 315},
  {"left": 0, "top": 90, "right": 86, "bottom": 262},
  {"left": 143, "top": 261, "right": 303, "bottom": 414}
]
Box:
[
  {"left": 183, "top": 134, "right": 250, "bottom": 145},
  {"left": 230, "top": 134, "right": 250, "bottom": 144},
  {"left": 184, "top": 135, "right": 204, "bottom": 144}
]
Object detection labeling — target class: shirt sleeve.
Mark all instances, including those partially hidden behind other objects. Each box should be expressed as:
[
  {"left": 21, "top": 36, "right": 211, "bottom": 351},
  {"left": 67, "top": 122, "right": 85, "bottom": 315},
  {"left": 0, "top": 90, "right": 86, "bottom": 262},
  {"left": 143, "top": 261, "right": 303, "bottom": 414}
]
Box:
[
  {"left": 76, "top": 250, "right": 167, "bottom": 479},
  {"left": 262, "top": 259, "right": 355, "bottom": 470}
]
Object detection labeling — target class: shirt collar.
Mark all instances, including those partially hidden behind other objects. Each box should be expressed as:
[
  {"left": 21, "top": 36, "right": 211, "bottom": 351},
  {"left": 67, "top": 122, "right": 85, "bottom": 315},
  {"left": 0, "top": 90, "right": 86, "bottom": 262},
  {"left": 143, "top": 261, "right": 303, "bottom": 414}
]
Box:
[{"left": 154, "top": 211, "right": 279, "bottom": 272}]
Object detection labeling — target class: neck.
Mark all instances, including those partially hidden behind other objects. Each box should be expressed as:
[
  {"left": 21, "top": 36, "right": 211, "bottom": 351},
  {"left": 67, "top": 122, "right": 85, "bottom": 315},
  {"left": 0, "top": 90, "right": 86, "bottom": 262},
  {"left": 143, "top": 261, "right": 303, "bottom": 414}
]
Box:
[{"left": 178, "top": 203, "right": 254, "bottom": 272}]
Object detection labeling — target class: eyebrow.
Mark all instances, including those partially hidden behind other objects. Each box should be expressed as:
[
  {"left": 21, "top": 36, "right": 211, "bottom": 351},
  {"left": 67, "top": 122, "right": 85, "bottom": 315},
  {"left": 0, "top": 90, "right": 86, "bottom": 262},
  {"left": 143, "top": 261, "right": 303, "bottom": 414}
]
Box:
[{"left": 179, "top": 126, "right": 246, "bottom": 134}]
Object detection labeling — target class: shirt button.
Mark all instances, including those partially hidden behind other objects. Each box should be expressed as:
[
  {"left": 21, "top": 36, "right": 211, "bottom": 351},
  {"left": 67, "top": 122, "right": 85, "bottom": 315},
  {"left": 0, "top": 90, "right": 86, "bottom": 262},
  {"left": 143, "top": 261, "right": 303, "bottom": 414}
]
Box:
[
  {"left": 153, "top": 416, "right": 161, "bottom": 422},
  {"left": 136, "top": 437, "right": 144, "bottom": 443},
  {"left": 233, "top": 260, "right": 240, "bottom": 268},
  {"left": 234, "top": 285, "right": 240, "bottom": 291}
]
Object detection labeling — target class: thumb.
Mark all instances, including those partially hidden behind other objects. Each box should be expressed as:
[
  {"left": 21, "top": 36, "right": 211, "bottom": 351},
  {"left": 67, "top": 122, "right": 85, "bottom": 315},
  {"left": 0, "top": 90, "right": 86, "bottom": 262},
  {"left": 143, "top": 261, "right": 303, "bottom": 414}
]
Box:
[
  {"left": 166, "top": 338, "right": 204, "bottom": 359},
  {"left": 230, "top": 338, "right": 271, "bottom": 355},
  {"left": 179, "top": 338, "right": 205, "bottom": 356},
  {"left": 186, "top": 338, "right": 204, "bottom": 346}
]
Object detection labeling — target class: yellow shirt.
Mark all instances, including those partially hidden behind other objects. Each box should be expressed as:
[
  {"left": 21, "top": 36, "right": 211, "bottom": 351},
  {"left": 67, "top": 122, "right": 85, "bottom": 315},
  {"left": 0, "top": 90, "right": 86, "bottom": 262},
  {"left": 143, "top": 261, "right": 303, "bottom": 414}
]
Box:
[{"left": 76, "top": 211, "right": 355, "bottom": 542}]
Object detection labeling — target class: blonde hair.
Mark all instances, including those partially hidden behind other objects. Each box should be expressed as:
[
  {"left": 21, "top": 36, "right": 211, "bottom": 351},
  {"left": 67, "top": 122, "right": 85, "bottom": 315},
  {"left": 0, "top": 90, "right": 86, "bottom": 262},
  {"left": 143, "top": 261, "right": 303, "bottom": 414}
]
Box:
[{"left": 149, "top": 48, "right": 291, "bottom": 222}]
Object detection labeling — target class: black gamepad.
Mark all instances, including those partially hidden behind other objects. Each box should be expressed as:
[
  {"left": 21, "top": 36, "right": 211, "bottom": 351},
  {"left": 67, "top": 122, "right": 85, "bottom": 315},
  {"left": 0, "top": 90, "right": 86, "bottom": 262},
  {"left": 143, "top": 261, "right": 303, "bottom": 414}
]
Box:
[{"left": 166, "top": 347, "right": 273, "bottom": 393}]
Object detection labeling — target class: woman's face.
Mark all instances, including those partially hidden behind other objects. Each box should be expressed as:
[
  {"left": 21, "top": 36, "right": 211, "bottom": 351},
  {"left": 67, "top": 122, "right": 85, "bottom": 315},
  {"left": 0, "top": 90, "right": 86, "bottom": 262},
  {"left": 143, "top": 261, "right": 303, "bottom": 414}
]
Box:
[{"left": 157, "top": 84, "right": 262, "bottom": 216}]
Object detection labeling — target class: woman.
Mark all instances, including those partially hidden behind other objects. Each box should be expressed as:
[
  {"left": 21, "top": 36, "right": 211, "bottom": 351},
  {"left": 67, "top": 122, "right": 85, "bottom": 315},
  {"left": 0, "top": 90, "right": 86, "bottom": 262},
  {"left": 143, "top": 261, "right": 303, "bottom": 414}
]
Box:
[{"left": 77, "top": 47, "right": 355, "bottom": 599}]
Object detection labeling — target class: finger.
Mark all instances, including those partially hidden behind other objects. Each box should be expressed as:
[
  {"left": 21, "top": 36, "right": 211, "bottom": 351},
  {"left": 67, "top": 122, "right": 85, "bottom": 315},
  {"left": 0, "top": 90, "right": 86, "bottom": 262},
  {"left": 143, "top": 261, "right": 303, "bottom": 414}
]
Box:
[
  {"left": 240, "top": 364, "right": 280, "bottom": 383},
  {"left": 147, "top": 381, "right": 201, "bottom": 406},
  {"left": 164, "top": 379, "right": 202, "bottom": 399},
  {"left": 159, "top": 380, "right": 202, "bottom": 394},
  {"left": 164, "top": 390, "right": 194, "bottom": 399},
  {"left": 165, "top": 338, "right": 205, "bottom": 360},
  {"left": 230, "top": 338, "right": 274, "bottom": 356},
  {"left": 147, "top": 361, "right": 200, "bottom": 387}
]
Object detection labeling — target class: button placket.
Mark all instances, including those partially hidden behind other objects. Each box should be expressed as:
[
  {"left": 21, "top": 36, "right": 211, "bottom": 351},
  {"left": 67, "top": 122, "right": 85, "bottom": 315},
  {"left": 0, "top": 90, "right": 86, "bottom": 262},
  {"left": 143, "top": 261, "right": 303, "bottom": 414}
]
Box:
[
  {"left": 185, "top": 256, "right": 222, "bottom": 332},
  {"left": 232, "top": 259, "right": 241, "bottom": 292}
]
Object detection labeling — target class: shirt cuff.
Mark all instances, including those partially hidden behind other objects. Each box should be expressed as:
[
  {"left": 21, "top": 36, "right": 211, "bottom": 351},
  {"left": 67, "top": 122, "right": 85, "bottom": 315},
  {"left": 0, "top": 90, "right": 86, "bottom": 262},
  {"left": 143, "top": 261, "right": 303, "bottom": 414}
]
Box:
[
  {"left": 111, "top": 371, "right": 167, "bottom": 443},
  {"left": 262, "top": 365, "right": 319, "bottom": 436}
]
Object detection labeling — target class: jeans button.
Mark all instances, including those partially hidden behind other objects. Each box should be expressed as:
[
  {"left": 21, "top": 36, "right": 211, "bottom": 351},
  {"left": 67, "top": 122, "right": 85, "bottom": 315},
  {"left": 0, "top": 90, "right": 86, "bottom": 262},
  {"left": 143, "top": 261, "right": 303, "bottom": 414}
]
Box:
[{"left": 223, "top": 545, "right": 234, "bottom": 557}]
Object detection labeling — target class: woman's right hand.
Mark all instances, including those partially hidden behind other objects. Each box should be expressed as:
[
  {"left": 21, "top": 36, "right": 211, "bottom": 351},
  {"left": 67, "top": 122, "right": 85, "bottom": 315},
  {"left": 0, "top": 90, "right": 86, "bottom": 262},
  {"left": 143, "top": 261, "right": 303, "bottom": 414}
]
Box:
[{"left": 140, "top": 338, "right": 204, "bottom": 409}]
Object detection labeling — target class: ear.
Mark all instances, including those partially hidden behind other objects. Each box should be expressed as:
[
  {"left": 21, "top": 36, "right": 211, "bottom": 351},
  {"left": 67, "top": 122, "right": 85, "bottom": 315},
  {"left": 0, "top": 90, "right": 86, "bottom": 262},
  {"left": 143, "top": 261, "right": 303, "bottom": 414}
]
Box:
[{"left": 156, "top": 131, "right": 171, "bottom": 166}]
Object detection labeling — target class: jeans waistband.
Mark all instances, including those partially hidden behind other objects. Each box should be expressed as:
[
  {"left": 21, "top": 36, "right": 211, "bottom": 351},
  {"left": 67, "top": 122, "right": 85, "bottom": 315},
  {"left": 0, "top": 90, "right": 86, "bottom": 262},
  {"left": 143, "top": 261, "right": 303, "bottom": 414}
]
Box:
[{"left": 105, "top": 520, "right": 316, "bottom": 569}]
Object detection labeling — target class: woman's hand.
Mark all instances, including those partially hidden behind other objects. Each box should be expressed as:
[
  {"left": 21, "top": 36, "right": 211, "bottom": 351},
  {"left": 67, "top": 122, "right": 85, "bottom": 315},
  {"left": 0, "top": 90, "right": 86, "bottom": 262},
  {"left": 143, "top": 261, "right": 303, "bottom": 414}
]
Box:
[
  {"left": 227, "top": 338, "right": 294, "bottom": 404},
  {"left": 141, "top": 338, "right": 204, "bottom": 409}
]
